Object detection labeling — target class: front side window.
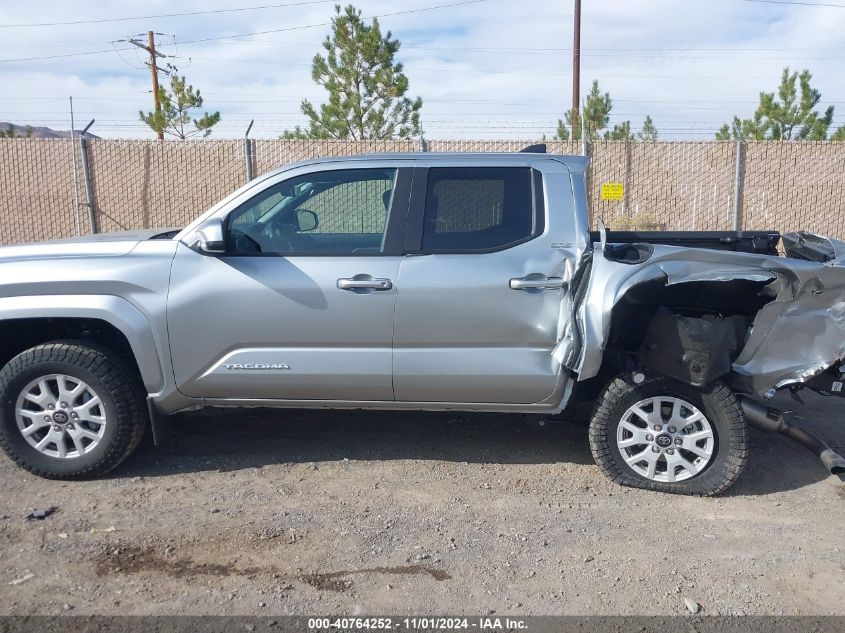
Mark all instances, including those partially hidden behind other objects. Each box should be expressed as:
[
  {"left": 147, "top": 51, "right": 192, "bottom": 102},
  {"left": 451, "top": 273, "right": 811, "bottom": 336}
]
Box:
[
  {"left": 226, "top": 168, "right": 397, "bottom": 254},
  {"left": 421, "top": 167, "right": 540, "bottom": 252}
]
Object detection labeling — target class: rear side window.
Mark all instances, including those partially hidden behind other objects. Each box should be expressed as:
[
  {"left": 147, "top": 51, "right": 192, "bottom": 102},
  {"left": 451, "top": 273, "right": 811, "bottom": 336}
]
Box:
[{"left": 421, "top": 167, "right": 542, "bottom": 252}]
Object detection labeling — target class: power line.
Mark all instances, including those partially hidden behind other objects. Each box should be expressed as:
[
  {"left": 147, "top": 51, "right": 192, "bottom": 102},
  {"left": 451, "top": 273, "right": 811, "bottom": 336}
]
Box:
[
  {"left": 406, "top": 44, "right": 845, "bottom": 52},
  {"left": 11, "top": 45, "right": 845, "bottom": 64},
  {"left": 5, "top": 97, "right": 845, "bottom": 106},
  {"left": 0, "top": 0, "right": 337, "bottom": 28},
  {"left": 0, "top": 36, "right": 126, "bottom": 50},
  {"left": 29, "top": 111, "right": 844, "bottom": 121},
  {"left": 7, "top": 38, "right": 845, "bottom": 54},
  {"left": 0, "top": 0, "right": 490, "bottom": 63},
  {"left": 12, "top": 110, "right": 845, "bottom": 125},
  {"left": 110, "top": 40, "right": 145, "bottom": 71},
  {"left": 161, "top": 56, "right": 845, "bottom": 80},
  {"left": 403, "top": 47, "right": 845, "bottom": 60},
  {"left": 171, "top": 40, "right": 845, "bottom": 59},
  {"left": 181, "top": 38, "right": 845, "bottom": 53},
  {"left": 7, "top": 90, "right": 845, "bottom": 104},
  {"left": 0, "top": 121, "right": 732, "bottom": 130},
  {"left": 23, "top": 114, "right": 836, "bottom": 123},
  {"left": 741, "top": 0, "right": 845, "bottom": 8},
  {"left": 0, "top": 48, "right": 121, "bottom": 63},
  {"left": 173, "top": 0, "right": 489, "bottom": 46}
]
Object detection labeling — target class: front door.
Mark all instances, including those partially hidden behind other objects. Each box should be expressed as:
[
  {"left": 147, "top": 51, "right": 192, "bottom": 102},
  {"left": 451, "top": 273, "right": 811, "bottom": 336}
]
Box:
[
  {"left": 393, "top": 163, "right": 576, "bottom": 404},
  {"left": 167, "top": 166, "right": 411, "bottom": 402}
]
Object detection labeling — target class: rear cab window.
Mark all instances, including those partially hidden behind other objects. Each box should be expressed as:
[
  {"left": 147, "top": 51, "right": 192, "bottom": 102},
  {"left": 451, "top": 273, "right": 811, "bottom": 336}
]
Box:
[{"left": 420, "top": 167, "right": 544, "bottom": 253}]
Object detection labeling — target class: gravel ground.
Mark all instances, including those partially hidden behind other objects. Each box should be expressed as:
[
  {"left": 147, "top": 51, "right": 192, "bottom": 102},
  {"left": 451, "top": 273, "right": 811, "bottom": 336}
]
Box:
[{"left": 0, "top": 391, "right": 843, "bottom": 616}]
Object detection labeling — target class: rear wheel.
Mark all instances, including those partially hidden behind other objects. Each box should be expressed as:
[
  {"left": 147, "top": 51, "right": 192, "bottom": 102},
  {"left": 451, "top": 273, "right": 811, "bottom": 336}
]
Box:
[
  {"left": 0, "top": 342, "right": 147, "bottom": 479},
  {"left": 589, "top": 373, "right": 748, "bottom": 495}
]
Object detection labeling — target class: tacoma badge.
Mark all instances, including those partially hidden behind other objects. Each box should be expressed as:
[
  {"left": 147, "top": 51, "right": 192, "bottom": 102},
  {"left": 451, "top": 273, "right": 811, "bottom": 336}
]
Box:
[{"left": 223, "top": 363, "right": 290, "bottom": 370}]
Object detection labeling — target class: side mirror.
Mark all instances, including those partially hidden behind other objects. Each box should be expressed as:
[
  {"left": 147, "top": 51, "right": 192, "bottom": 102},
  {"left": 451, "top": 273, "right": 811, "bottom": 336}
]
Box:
[
  {"left": 296, "top": 209, "right": 319, "bottom": 232},
  {"left": 190, "top": 217, "right": 225, "bottom": 255}
]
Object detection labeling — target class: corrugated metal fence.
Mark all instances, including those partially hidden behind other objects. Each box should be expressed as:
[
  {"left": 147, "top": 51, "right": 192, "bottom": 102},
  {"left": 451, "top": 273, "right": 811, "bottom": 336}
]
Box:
[{"left": 0, "top": 138, "right": 843, "bottom": 245}]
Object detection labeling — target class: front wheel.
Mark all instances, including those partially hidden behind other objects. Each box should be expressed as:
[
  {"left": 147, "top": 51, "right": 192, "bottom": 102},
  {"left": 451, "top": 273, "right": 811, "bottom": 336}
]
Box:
[
  {"left": 589, "top": 374, "right": 748, "bottom": 496},
  {"left": 0, "top": 342, "right": 148, "bottom": 479}
]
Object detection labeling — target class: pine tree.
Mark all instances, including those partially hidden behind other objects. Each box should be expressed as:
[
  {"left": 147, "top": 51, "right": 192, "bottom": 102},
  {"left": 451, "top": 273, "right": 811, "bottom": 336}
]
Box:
[
  {"left": 283, "top": 4, "right": 422, "bottom": 140},
  {"left": 637, "top": 115, "right": 659, "bottom": 141},
  {"left": 716, "top": 68, "right": 835, "bottom": 141},
  {"left": 605, "top": 121, "right": 633, "bottom": 141},
  {"left": 139, "top": 75, "right": 221, "bottom": 140},
  {"left": 556, "top": 80, "right": 611, "bottom": 141},
  {"left": 556, "top": 81, "right": 657, "bottom": 141}
]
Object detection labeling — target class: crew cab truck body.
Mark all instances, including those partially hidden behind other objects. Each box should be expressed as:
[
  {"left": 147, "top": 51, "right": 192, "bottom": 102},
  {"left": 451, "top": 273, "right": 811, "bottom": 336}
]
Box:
[{"left": 1, "top": 152, "right": 844, "bottom": 494}]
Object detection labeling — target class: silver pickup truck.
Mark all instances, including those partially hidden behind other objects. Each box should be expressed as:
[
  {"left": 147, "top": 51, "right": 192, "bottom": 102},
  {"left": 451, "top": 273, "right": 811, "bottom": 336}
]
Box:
[{"left": 1, "top": 151, "right": 844, "bottom": 495}]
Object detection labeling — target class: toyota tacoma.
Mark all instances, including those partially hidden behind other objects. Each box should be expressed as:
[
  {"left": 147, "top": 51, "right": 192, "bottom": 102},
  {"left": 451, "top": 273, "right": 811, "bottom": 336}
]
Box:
[{"left": 1, "top": 150, "right": 844, "bottom": 495}]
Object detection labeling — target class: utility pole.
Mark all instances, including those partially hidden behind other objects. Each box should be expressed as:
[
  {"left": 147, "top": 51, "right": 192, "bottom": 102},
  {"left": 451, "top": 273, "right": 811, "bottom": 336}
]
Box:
[
  {"left": 128, "top": 31, "right": 169, "bottom": 140},
  {"left": 147, "top": 31, "right": 162, "bottom": 141},
  {"left": 572, "top": 0, "right": 581, "bottom": 139}
]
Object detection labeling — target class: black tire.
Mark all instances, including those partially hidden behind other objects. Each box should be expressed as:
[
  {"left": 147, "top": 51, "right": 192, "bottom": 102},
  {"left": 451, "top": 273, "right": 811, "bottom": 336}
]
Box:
[
  {"left": 589, "top": 373, "right": 748, "bottom": 496},
  {"left": 0, "top": 341, "right": 148, "bottom": 479}
]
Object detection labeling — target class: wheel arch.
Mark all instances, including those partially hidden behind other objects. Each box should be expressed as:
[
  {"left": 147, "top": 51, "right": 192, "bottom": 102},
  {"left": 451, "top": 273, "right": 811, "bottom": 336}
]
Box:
[
  {"left": 0, "top": 295, "right": 164, "bottom": 394},
  {"left": 574, "top": 249, "right": 781, "bottom": 387}
]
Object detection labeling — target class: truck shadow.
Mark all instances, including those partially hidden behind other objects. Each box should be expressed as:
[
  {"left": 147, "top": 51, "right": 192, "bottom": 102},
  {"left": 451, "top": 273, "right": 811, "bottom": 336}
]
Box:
[
  {"left": 128, "top": 409, "right": 595, "bottom": 472},
  {"left": 118, "top": 397, "right": 845, "bottom": 497}
]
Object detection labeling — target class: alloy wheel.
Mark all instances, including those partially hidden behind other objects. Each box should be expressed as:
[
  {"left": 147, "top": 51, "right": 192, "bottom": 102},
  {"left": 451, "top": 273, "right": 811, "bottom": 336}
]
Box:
[
  {"left": 15, "top": 374, "right": 107, "bottom": 459},
  {"left": 616, "top": 395, "right": 715, "bottom": 482}
]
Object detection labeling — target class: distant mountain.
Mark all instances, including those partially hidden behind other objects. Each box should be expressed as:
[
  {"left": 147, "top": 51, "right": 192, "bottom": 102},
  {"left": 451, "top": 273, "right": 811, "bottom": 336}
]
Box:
[{"left": 0, "top": 122, "right": 100, "bottom": 139}]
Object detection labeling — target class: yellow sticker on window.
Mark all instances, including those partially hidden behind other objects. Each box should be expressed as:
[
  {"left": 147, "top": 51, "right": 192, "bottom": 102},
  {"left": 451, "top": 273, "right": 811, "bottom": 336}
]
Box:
[{"left": 601, "top": 182, "right": 624, "bottom": 201}]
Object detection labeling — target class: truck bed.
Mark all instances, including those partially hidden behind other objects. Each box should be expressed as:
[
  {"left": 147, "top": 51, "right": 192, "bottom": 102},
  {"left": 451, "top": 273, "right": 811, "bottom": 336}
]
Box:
[{"left": 590, "top": 231, "right": 781, "bottom": 256}]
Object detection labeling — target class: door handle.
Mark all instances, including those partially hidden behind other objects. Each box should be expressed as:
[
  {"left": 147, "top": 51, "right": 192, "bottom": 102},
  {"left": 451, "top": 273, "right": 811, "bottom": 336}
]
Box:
[
  {"left": 338, "top": 277, "right": 393, "bottom": 291},
  {"left": 509, "top": 276, "right": 566, "bottom": 291}
]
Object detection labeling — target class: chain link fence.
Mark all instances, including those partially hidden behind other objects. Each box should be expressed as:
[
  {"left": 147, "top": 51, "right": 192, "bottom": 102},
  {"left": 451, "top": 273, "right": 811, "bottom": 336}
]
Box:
[
  {"left": 0, "top": 139, "right": 82, "bottom": 242},
  {"left": 742, "top": 141, "right": 845, "bottom": 238},
  {"left": 588, "top": 141, "right": 740, "bottom": 231},
  {"left": 0, "top": 138, "right": 843, "bottom": 245}
]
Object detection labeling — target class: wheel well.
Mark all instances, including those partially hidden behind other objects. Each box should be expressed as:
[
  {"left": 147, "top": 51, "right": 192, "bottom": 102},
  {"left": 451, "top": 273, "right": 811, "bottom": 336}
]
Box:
[
  {"left": 610, "top": 277, "right": 772, "bottom": 347},
  {"left": 572, "top": 277, "right": 777, "bottom": 400},
  {"left": 0, "top": 318, "right": 140, "bottom": 377}
]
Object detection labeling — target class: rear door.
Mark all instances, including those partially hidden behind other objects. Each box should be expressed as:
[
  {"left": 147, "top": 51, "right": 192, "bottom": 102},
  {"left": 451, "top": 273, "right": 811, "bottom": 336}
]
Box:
[{"left": 392, "top": 159, "right": 578, "bottom": 404}]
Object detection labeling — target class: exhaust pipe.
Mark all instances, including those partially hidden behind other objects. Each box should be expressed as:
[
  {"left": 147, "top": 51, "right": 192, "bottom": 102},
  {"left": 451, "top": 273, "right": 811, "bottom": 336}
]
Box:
[{"left": 739, "top": 396, "right": 845, "bottom": 479}]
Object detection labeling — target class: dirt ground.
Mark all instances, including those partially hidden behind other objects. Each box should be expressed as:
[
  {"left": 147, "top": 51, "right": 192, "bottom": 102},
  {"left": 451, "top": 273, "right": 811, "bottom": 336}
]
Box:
[{"left": 1, "top": 391, "right": 843, "bottom": 617}]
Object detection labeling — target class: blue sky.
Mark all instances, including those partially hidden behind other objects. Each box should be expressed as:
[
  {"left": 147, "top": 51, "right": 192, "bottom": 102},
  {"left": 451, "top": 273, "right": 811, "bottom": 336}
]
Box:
[{"left": 0, "top": 0, "right": 844, "bottom": 139}]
